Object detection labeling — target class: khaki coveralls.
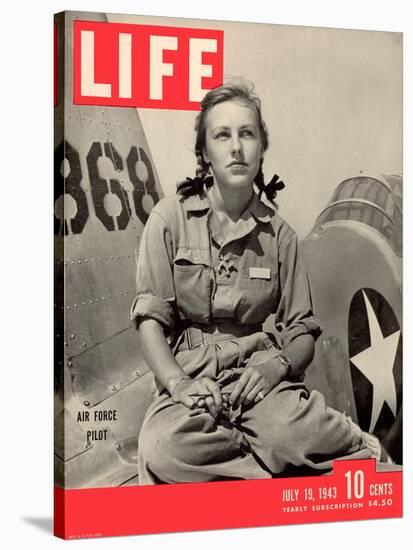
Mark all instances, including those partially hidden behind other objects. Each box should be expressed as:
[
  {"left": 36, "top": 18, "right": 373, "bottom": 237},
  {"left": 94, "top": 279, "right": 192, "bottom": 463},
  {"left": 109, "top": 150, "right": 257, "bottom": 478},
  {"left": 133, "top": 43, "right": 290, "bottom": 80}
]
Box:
[{"left": 130, "top": 189, "right": 372, "bottom": 484}]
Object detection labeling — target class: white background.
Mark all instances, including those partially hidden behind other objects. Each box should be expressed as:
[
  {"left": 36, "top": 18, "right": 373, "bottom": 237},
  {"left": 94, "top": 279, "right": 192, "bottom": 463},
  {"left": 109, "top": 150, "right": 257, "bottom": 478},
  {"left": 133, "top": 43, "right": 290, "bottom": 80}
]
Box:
[{"left": 1, "top": 0, "right": 411, "bottom": 548}]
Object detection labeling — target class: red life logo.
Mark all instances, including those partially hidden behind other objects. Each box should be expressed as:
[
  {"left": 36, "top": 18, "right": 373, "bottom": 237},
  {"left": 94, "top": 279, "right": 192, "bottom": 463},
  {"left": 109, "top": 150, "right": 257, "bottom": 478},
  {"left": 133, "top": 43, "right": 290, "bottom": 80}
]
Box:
[{"left": 73, "top": 21, "right": 224, "bottom": 110}]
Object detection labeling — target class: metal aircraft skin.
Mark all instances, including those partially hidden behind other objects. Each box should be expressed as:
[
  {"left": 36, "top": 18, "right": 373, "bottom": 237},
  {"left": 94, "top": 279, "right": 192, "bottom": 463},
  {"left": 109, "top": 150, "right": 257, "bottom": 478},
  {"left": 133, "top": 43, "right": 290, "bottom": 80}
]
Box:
[
  {"left": 54, "top": 11, "right": 164, "bottom": 489},
  {"left": 301, "top": 173, "right": 402, "bottom": 465},
  {"left": 54, "top": 14, "right": 402, "bottom": 490}
]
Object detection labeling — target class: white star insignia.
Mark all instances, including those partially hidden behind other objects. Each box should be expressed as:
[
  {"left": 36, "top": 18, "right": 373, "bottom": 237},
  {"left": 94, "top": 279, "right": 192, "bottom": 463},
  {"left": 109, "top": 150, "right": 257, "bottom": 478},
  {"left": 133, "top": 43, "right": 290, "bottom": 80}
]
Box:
[{"left": 350, "top": 290, "right": 399, "bottom": 433}]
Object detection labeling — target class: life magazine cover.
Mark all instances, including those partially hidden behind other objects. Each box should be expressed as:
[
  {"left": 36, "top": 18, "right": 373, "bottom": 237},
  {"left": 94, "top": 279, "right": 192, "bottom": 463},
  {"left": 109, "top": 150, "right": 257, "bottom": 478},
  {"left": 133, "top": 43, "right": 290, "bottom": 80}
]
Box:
[{"left": 54, "top": 10, "right": 402, "bottom": 539}]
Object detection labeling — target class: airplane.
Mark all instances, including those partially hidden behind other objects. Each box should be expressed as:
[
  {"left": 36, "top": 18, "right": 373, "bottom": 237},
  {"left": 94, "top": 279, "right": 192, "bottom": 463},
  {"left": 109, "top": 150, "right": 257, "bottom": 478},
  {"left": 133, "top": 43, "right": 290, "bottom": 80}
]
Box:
[
  {"left": 54, "top": 11, "right": 402, "bottom": 489},
  {"left": 301, "top": 173, "right": 402, "bottom": 465}
]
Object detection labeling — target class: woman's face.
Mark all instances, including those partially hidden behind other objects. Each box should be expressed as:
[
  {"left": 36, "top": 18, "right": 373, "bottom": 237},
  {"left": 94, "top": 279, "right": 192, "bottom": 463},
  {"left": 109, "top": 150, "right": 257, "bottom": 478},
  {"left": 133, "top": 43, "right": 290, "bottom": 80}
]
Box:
[{"left": 202, "top": 100, "right": 263, "bottom": 191}]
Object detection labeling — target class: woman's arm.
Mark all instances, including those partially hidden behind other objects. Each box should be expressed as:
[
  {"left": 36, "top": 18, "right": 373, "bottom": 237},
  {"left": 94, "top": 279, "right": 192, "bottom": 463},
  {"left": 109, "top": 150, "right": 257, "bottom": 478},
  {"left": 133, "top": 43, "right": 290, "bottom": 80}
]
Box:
[
  {"left": 229, "top": 333, "right": 314, "bottom": 408},
  {"left": 283, "top": 333, "right": 315, "bottom": 379},
  {"left": 132, "top": 206, "right": 222, "bottom": 416},
  {"left": 137, "top": 318, "right": 223, "bottom": 416},
  {"left": 137, "top": 318, "right": 186, "bottom": 393}
]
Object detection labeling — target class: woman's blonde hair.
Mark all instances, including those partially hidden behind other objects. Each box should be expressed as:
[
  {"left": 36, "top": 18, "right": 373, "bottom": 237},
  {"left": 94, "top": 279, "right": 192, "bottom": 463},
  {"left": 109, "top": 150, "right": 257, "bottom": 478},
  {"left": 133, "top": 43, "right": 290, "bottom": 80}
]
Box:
[
  {"left": 194, "top": 78, "right": 269, "bottom": 179},
  {"left": 177, "top": 78, "right": 283, "bottom": 204}
]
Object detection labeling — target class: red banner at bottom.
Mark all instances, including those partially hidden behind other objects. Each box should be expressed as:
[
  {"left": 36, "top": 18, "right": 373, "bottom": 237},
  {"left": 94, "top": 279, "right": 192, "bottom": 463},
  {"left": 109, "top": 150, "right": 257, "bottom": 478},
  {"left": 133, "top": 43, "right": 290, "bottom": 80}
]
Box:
[{"left": 54, "top": 459, "right": 402, "bottom": 539}]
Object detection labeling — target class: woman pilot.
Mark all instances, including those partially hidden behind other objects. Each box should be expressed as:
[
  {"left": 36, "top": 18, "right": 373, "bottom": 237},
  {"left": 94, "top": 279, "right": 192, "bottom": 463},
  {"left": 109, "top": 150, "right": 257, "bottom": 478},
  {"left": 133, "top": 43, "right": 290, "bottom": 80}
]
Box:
[{"left": 130, "top": 79, "right": 384, "bottom": 484}]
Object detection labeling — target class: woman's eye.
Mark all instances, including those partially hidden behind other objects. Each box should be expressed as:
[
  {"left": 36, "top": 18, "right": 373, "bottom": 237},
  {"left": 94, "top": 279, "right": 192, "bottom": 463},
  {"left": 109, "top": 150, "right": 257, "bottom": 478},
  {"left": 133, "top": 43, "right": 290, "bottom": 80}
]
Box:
[
  {"left": 216, "top": 131, "right": 229, "bottom": 139},
  {"left": 241, "top": 130, "right": 254, "bottom": 137}
]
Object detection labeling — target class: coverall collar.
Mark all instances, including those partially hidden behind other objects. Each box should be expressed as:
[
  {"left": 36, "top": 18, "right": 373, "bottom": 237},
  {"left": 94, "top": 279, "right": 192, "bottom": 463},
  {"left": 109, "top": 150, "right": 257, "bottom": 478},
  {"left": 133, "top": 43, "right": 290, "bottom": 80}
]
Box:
[{"left": 181, "top": 187, "right": 274, "bottom": 224}]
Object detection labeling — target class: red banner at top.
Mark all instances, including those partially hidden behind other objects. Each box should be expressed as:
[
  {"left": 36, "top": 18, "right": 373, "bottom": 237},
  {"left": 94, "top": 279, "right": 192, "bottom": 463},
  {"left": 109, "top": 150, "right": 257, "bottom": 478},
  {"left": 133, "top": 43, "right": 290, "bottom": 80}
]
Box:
[{"left": 73, "top": 20, "right": 224, "bottom": 110}]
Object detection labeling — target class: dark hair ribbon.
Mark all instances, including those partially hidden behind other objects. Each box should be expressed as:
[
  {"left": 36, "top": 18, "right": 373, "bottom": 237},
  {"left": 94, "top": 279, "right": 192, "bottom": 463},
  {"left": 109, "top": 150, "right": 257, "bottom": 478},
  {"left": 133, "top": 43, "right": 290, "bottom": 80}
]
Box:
[
  {"left": 176, "top": 175, "right": 213, "bottom": 197},
  {"left": 263, "top": 174, "right": 285, "bottom": 200}
]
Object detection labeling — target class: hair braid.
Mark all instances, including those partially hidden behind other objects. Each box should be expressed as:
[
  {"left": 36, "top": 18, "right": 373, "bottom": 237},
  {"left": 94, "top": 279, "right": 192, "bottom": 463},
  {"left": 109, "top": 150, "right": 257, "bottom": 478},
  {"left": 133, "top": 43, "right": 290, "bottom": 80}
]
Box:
[
  {"left": 195, "top": 155, "right": 209, "bottom": 180},
  {"left": 254, "top": 160, "right": 267, "bottom": 200}
]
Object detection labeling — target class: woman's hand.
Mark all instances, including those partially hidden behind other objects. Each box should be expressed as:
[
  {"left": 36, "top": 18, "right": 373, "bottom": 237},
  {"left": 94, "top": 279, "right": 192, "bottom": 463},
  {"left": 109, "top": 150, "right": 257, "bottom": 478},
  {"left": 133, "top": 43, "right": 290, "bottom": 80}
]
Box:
[
  {"left": 171, "top": 377, "right": 223, "bottom": 417},
  {"left": 229, "top": 354, "right": 288, "bottom": 409}
]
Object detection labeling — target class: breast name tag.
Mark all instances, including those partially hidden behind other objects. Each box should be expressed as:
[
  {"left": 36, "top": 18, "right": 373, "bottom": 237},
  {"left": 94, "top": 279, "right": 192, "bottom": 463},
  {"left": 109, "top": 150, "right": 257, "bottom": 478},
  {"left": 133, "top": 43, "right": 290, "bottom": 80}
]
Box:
[{"left": 249, "top": 267, "right": 271, "bottom": 280}]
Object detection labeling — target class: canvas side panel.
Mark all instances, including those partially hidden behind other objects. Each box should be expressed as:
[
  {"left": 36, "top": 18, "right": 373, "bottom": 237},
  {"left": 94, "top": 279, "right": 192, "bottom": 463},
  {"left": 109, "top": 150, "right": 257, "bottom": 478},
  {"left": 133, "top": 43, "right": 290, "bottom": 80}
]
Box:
[{"left": 53, "top": 10, "right": 66, "bottom": 540}]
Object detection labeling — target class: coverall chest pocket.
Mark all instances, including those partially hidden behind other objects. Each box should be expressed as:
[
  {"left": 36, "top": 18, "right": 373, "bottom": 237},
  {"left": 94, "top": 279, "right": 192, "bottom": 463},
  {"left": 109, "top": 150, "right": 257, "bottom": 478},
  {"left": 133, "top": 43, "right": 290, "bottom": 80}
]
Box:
[
  {"left": 238, "top": 270, "right": 279, "bottom": 323},
  {"left": 173, "top": 249, "right": 211, "bottom": 322}
]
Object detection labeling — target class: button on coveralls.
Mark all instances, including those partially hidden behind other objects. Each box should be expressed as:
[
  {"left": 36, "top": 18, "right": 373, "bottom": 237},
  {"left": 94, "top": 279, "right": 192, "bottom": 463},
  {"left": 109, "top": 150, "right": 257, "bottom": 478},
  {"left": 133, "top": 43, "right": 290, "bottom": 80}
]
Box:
[{"left": 130, "top": 189, "right": 372, "bottom": 484}]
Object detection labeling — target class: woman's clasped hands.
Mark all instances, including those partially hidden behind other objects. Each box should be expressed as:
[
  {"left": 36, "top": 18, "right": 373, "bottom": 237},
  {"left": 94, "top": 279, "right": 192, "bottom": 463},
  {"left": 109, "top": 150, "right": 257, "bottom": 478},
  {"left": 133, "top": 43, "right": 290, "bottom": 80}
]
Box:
[
  {"left": 170, "top": 376, "right": 224, "bottom": 417},
  {"left": 169, "top": 350, "right": 287, "bottom": 417}
]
